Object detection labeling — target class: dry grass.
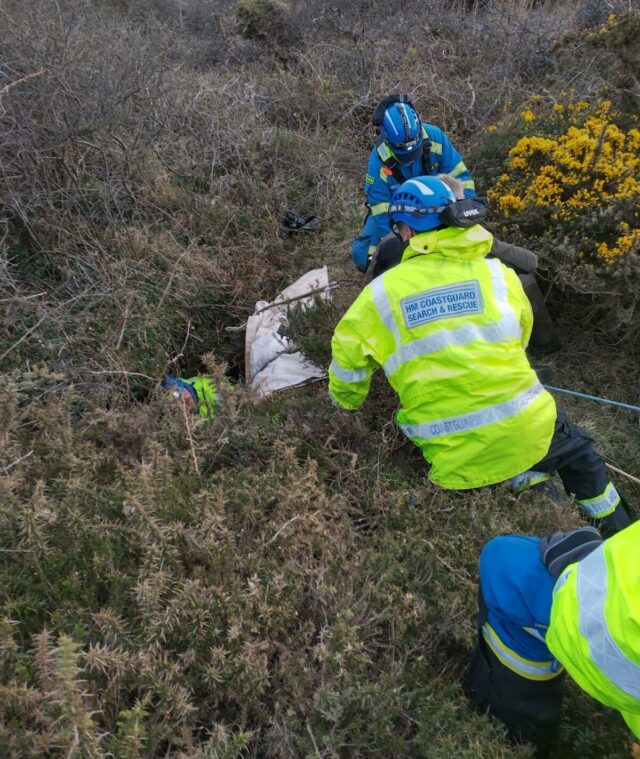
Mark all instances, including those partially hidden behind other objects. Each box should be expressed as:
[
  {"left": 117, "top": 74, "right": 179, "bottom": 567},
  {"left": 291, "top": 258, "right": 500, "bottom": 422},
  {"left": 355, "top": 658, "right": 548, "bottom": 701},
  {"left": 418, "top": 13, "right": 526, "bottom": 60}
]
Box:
[{"left": 0, "top": 0, "right": 638, "bottom": 756}]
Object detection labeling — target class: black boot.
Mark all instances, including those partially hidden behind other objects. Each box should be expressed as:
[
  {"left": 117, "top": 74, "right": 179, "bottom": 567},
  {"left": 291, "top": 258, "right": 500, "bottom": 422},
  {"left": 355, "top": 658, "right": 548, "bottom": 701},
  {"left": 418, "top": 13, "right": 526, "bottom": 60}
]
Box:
[{"left": 592, "top": 499, "right": 632, "bottom": 539}]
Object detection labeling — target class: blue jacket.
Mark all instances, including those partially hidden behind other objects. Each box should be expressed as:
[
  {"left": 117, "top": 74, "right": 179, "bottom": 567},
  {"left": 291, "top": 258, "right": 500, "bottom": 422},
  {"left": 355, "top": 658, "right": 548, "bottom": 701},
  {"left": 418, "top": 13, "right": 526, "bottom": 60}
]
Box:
[
  {"left": 479, "top": 536, "right": 563, "bottom": 679},
  {"left": 365, "top": 123, "right": 476, "bottom": 241}
]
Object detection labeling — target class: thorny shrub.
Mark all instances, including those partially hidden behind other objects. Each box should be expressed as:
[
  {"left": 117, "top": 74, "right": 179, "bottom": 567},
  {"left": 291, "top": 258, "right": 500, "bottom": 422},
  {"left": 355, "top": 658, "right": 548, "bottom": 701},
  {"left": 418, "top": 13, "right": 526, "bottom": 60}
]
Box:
[
  {"left": 1, "top": 368, "right": 635, "bottom": 757},
  {"left": 1, "top": 0, "right": 640, "bottom": 756},
  {"left": 472, "top": 12, "right": 640, "bottom": 338},
  {"left": 0, "top": 0, "right": 350, "bottom": 388},
  {"left": 235, "top": 0, "right": 298, "bottom": 49},
  {"left": 485, "top": 96, "right": 639, "bottom": 336},
  {"left": 0, "top": 373, "right": 535, "bottom": 757}
]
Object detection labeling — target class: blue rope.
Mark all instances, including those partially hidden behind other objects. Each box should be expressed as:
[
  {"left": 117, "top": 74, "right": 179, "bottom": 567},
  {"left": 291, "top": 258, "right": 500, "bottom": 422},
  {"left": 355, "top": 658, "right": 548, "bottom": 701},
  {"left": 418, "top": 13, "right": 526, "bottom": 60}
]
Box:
[{"left": 543, "top": 385, "right": 640, "bottom": 414}]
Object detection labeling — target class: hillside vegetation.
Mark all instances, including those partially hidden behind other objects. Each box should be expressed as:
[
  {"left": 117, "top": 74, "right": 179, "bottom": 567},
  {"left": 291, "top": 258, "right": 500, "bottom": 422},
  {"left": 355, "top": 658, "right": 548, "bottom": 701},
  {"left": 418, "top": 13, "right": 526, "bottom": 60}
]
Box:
[{"left": 1, "top": 1, "right": 639, "bottom": 757}]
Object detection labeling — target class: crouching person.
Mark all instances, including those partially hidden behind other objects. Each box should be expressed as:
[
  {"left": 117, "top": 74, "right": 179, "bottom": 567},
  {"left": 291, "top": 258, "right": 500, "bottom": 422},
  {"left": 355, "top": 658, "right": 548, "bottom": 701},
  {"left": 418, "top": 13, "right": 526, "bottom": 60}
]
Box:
[
  {"left": 367, "top": 173, "right": 560, "bottom": 353},
  {"left": 329, "top": 176, "right": 631, "bottom": 536},
  {"left": 164, "top": 375, "right": 219, "bottom": 417},
  {"left": 465, "top": 522, "right": 640, "bottom": 756}
]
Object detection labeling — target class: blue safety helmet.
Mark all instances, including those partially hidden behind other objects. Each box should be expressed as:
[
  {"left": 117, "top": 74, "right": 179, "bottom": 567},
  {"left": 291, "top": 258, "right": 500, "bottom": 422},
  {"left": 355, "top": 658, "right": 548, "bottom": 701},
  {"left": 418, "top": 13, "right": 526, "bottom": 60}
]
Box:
[
  {"left": 388, "top": 176, "right": 456, "bottom": 232},
  {"left": 164, "top": 375, "right": 198, "bottom": 403},
  {"left": 381, "top": 102, "right": 424, "bottom": 164}
]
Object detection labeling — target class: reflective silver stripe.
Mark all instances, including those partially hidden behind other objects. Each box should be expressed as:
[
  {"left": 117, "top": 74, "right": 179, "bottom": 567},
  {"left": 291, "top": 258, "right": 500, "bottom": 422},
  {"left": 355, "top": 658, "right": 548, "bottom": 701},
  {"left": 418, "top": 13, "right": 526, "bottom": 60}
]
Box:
[
  {"left": 577, "top": 547, "right": 640, "bottom": 699},
  {"left": 524, "top": 626, "right": 548, "bottom": 644},
  {"left": 577, "top": 482, "right": 621, "bottom": 517},
  {"left": 383, "top": 318, "right": 521, "bottom": 375},
  {"left": 370, "top": 202, "right": 390, "bottom": 216},
  {"left": 486, "top": 258, "right": 515, "bottom": 321},
  {"left": 482, "top": 624, "right": 560, "bottom": 678},
  {"left": 487, "top": 257, "right": 522, "bottom": 342},
  {"left": 383, "top": 258, "right": 521, "bottom": 377},
  {"left": 400, "top": 381, "right": 544, "bottom": 439},
  {"left": 510, "top": 470, "right": 551, "bottom": 492},
  {"left": 450, "top": 160, "right": 467, "bottom": 178},
  {"left": 330, "top": 360, "right": 367, "bottom": 384},
  {"left": 554, "top": 566, "right": 573, "bottom": 594},
  {"left": 370, "top": 277, "right": 402, "bottom": 347},
  {"left": 553, "top": 564, "right": 574, "bottom": 598}
]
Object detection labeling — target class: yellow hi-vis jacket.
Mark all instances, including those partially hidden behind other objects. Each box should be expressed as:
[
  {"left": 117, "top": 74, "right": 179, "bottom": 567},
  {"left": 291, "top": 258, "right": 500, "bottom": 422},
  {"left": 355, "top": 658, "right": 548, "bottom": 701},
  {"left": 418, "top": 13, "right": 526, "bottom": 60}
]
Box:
[
  {"left": 547, "top": 521, "right": 640, "bottom": 738},
  {"left": 328, "top": 224, "right": 557, "bottom": 489}
]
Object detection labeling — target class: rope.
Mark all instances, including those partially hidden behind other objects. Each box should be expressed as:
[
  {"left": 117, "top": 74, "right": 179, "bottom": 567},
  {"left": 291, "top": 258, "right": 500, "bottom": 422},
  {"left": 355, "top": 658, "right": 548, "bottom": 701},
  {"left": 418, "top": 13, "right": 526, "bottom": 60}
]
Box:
[
  {"left": 543, "top": 385, "right": 640, "bottom": 414},
  {"left": 605, "top": 463, "right": 640, "bottom": 487}
]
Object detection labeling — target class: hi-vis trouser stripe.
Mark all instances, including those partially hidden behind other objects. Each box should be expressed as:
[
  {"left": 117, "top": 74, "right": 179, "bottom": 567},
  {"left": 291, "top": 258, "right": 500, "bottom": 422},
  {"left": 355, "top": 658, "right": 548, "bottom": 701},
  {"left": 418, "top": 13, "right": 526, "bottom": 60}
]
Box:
[
  {"left": 573, "top": 546, "right": 640, "bottom": 699},
  {"left": 576, "top": 482, "right": 621, "bottom": 518},
  {"left": 330, "top": 359, "right": 368, "bottom": 384},
  {"left": 371, "top": 202, "right": 390, "bottom": 216},
  {"left": 510, "top": 470, "right": 552, "bottom": 493},
  {"left": 482, "top": 623, "right": 563, "bottom": 680},
  {"left": 377, "top": 259, "right": 522, "bottom": 377}
]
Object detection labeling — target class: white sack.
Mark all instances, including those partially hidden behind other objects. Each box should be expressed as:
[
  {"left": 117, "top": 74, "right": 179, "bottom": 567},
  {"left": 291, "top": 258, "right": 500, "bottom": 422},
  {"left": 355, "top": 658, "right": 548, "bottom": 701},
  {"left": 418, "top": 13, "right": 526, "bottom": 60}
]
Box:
[{"left": 245, "top": 267, "right": 331, "bottom": 397}]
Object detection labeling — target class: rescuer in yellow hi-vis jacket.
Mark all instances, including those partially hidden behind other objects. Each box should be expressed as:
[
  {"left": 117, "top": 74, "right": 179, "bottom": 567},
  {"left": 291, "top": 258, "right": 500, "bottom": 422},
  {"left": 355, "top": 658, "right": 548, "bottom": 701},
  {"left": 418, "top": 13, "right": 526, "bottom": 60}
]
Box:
[
  {"left": 465, "top": 521, "right": 640, "bottom": 755},
  {"left": 328, "top": 176, "right": 631, "bottom": 536}
]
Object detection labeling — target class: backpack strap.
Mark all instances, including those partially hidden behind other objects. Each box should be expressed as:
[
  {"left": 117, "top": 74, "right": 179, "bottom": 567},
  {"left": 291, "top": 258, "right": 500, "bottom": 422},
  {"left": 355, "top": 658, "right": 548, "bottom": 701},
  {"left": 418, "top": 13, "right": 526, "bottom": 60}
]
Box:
[
  {"left": 375, "top": 135, "right": 407, "bottom": 185},
  {"left": 376, "top": 129, "right": 432, "bottom": 184},
  {"left": 420, "top": 126, "right": 432, "bottom": 173}
]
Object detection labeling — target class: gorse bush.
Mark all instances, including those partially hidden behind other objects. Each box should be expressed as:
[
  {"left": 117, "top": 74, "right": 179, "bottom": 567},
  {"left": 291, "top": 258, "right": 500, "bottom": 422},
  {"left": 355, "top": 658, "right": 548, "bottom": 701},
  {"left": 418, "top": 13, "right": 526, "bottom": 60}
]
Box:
[
  {"left": 476, "top": 13, "right": 640, "bottom": 337},
  {"left": 2, "top": 0, "right": 640, "bottom": 756},
  {"left": 235, "top": 0, "right": 296, "bottom": 48},
  {"left": 0, "top": 0, "right": 353, "bottom": 387},
  {"left": 486, "top": 97, "right": 640, "bottom": 335},
  {"left": 1, "top": 362, "right": 636, "bottom": 756},
  {"left": 1, "top": 377, "right": 552, "bottom": 758}
]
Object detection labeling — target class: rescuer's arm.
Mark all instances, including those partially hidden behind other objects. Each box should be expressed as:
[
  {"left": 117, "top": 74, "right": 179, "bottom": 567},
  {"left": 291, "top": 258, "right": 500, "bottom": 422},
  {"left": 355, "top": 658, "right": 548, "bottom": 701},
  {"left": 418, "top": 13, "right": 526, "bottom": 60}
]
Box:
[
  {"left": 431, "top": 125, "right": 476, "bottom": 198},
  {"left": 490, "top": 238, "right": 538, "bottom": 274},
  {"left": 504, "top": 265, "right": 534, "bottom": 348},
  {"left": 365, "top": 151, "right": 393, "bottom": 240},
  {"left": 328, "top": 295, "right": 381, "bottom": 410}
]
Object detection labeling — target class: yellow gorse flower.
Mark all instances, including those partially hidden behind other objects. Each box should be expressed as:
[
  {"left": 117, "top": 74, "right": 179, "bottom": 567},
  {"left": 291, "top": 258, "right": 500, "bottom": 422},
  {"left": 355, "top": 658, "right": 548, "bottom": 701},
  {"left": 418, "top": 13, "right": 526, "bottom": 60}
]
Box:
[
  {"left": 490, "top": 101, "right": 639, "bottom": 264},
  {"left": 597, "top": 227, "right": 640, "bottom": 264}
]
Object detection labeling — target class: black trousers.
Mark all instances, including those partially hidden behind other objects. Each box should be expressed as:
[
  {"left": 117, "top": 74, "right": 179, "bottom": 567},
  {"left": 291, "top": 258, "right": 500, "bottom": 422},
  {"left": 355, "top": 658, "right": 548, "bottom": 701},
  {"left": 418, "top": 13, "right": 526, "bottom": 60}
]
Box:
[
  {"left": 464, "top": 593, "right": 564, "bottom": 757},
  {"left": 531, "top": 410, "right": 631, "bottom": 537},
  {"left": 464, "top": 638, "right": 564, "bottom": 758}
]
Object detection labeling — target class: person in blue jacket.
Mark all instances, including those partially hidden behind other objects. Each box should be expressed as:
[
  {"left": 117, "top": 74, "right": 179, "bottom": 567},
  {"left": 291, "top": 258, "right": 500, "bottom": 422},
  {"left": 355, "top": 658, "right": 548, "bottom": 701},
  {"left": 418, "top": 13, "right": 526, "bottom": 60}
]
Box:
[
  {"left": 464, "top": 527, "right": 605, "bottom": 756},
  {"left": 352, "top": 93, "right": 476, "bottom": 272}
]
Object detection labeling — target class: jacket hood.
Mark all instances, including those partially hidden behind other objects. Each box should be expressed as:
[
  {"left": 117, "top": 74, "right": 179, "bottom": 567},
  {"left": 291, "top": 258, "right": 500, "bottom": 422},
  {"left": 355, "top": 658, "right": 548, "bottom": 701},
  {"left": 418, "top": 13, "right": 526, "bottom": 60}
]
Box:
[{"left": 401, "top": 224, "right": 494, "bottom": 263}]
